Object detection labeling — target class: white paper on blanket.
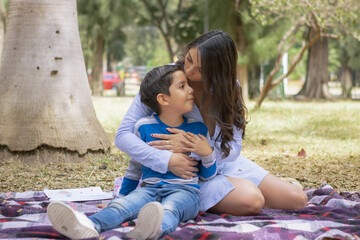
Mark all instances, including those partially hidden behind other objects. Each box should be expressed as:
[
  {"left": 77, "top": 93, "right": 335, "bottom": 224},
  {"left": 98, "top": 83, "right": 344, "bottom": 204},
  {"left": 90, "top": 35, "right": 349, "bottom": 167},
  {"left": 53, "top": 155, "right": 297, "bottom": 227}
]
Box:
[{"left": 44, "top": 187, "right": 113, "bottom": 202}]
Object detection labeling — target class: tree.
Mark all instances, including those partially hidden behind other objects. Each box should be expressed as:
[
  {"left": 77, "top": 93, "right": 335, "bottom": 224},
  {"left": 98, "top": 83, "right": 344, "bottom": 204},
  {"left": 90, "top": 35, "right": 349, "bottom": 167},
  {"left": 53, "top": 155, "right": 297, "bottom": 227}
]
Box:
[
  {"left": 123, "top": 26, "right": 167, "bottom": 66},
  {"left": 77, "top": 0, "right": 128, "bottom": 96},
  {"left": 335, "top": 36, "right": 360, "bottom": 98},
  {"left": 208, "top": 0, "right": 288, "bottom": 101},
  {"left": 0, "top": 0, "right": 110, "bottom": 162},
  {"left": 250, "top": 0, "right": 360, "bottom": 109},
  {"left": 208, "top": 0, "right": 257, "bottom": 102},
  {"left": 129, "top": 0, "right": 203, "bottom": 62},
  {"left": 297, "top": 30, "right": 331, "bottom": 99}
]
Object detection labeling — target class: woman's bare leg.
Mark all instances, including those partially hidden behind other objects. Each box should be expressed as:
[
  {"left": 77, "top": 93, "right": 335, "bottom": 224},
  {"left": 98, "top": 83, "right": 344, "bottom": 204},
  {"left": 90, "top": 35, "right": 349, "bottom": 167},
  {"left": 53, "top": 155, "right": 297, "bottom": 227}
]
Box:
[
  {"left": 208, "top": 177, "right": 265, "bottom": 216},
  {"left": 208, "top": 174, "right": 307, "bottom": 216},
  {"left": 258, "top": 173, "right": 308, "bottom": 209}
]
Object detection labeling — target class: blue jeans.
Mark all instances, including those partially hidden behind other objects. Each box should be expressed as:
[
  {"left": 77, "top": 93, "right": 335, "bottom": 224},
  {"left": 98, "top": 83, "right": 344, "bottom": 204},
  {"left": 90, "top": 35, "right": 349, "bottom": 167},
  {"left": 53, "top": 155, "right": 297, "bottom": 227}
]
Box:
[{"left": 88, "top": 184, "right": 200, "bottom": 236}]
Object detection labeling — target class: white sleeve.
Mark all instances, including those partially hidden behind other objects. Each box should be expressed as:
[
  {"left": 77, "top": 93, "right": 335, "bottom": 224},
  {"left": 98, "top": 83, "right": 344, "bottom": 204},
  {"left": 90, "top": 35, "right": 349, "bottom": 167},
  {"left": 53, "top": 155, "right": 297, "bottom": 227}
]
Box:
[{"left": 214, "top": 126, "right": 243, "bottom": 162}]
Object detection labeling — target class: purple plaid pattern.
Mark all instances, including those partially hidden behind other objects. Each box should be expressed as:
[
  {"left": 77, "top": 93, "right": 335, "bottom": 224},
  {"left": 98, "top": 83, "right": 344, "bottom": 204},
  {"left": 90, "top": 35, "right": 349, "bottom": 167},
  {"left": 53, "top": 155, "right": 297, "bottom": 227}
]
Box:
[{"left": 1, "top": 183, "right": 359, "bottom": 240}]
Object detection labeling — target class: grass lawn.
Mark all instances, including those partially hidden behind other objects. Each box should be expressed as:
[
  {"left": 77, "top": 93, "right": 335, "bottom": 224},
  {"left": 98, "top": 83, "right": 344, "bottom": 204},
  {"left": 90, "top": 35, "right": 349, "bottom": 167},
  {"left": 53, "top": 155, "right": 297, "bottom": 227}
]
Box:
[{"left": 1, "top": 97, "right": 359, "bottom": 193}]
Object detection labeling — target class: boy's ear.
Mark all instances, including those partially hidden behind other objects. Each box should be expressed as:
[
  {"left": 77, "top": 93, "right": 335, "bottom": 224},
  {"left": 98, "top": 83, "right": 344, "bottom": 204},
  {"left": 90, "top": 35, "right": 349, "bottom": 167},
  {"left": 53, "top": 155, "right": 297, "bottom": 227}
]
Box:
[{"left": 157, "top": 93, "right": 170, "bottom": 106}]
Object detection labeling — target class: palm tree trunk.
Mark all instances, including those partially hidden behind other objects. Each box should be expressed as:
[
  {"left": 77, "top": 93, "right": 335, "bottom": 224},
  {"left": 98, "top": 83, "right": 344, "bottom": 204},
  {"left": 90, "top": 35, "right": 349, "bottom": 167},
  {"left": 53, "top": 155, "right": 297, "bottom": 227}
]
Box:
[{"left": 0, "top": 0, "right": 110, "bottom": 158}]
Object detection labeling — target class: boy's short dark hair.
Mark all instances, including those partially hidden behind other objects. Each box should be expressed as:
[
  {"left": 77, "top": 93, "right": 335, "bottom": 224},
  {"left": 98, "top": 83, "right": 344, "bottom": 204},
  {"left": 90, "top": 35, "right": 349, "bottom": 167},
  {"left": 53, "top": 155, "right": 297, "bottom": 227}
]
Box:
[{"left": 140, "top": 63, "right": 183, "bottom": 114}]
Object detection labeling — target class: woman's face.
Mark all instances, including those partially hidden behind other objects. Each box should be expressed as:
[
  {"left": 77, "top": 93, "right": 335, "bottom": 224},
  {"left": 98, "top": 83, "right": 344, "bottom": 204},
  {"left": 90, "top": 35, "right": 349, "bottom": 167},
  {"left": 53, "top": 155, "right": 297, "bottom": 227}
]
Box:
[{"left": 184, "top": 47, "right": 202, "bottom": 82}]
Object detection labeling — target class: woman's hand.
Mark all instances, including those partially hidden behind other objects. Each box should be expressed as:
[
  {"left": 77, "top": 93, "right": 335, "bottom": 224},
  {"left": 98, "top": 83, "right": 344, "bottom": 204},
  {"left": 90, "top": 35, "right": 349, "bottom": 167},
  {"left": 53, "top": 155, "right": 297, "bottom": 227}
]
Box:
[
  {"left": 149, "top": 128, "right": 186, "bottom": 153},
  {"left": 168, "top": 153, "right": 198, "bottom": 179},
  {"left": 182, "top": 132, "right": 212, "bottom": 156}
]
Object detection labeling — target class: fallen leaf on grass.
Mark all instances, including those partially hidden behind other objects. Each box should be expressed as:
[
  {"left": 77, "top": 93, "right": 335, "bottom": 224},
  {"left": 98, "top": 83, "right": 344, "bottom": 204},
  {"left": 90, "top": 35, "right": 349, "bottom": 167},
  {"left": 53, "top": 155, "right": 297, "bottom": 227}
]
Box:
[
  {"left": 296, "top": 149, "right": 306, "bottom": 158},
  {"left": 260, "top": 139, "right": 267, "bottom": 145}
]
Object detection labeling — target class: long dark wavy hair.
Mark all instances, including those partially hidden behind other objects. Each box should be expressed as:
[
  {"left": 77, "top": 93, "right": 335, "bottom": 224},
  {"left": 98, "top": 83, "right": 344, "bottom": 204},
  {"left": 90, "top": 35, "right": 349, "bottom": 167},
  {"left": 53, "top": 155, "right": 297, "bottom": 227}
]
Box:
[{"left": 179, "top": 30, "right": 248, "bottom": 157}]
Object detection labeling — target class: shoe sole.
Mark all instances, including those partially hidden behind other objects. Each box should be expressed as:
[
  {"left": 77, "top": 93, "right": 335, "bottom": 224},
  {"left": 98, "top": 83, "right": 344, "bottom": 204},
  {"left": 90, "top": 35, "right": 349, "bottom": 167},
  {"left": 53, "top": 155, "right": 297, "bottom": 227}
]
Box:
[
  {"left": 127, "top": 202, "right": 164, "bottom": 240},
  {"left": 47, "top": 202, "right": 99, "bottom": 239}
]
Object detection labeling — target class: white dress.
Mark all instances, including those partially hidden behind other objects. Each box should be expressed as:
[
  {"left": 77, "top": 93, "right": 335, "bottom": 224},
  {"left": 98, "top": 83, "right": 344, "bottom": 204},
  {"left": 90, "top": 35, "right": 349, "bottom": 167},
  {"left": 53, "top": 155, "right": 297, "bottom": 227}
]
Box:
[{"left": 115, "top": 93, "right": 268, "bottom": 211}]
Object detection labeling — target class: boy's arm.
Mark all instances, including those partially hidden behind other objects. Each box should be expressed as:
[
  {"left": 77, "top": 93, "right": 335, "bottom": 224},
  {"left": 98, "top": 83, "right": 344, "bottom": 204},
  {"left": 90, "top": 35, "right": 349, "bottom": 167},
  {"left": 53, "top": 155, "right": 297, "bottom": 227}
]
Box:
[
  {"left": 115, "top": 93, "right": 172, "bottom": 174},
  {"left": 183, "top": 132, "right": 217, "bottom": 180},
  {"left": 199, "top": 150, "right": 217, "bottom": 181},
  {"left": 119, "top": 159, "right": 142, "bottom": 196}
]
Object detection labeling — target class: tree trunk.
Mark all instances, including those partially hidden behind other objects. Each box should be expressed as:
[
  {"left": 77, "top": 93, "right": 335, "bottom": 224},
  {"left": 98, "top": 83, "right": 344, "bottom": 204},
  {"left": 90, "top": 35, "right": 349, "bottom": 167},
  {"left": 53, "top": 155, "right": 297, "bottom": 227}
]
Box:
[
  {"left": 90, "top": 35, "right": 104, "bottom": 96},
  {"left": 338, "top": 65, "right": 353, "bottom": 98},
  {"left": 234, "top": 6, "right": 249, "bottom": 102},
  {"left": 297, "top": 28, "right": 331, "bottom": 99},
  {"left": 248, "top": 65, "right": 261, "bottom": 99},
  {"left": 237, "top": 64, "right": 248, "bottom": 101},
  {"left": 162, "top": 33, "right": 174, "bottom": 63},
  {"left": 254, "top": 19, "right": 321, "bottom": 110},
  {"left": 0, "top": 0, "right": 110, "bottom": 159}
]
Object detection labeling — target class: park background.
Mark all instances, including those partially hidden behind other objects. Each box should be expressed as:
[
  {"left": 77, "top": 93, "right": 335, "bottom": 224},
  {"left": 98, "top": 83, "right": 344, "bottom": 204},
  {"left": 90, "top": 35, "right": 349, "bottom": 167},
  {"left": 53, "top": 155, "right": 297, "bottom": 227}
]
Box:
[{"left": 0, "top": 0, "right": 359, "bottom": 193}]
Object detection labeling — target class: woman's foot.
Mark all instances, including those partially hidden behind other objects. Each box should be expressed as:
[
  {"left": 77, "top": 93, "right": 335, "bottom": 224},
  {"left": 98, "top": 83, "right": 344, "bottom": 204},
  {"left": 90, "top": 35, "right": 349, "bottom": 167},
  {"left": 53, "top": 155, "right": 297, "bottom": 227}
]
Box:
[
  {"left": 127, "top": 201, "right": 164, "bottom": 240},
  {"left": 47, "top": 201, "right": 99, "bottom": 239}
]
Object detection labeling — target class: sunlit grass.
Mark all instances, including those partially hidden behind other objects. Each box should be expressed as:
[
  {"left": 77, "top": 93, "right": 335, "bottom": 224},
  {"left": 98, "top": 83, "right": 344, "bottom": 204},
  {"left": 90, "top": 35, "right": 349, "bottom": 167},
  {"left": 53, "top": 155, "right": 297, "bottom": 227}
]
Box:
[
  {"left": 93, "top": 98, "right": 359, "bottom": 191},
  {"left": 92, "top": 98, "right": 359, "bottom": 191},
  {"left": 1, "top": 98, "right": 359, "bottom": 193},
  {"left": 243, "top": 100, "right": 360, "bottom": 191}
]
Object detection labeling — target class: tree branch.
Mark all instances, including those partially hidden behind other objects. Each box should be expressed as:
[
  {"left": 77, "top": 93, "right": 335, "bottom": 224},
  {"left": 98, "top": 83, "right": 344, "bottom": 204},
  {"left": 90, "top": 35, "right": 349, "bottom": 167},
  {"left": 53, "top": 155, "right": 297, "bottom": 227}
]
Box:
[
  {"left": 263, "top": 18, "right": 304, "bottom": 89},
  {"left": 157, "top": 0, "right": 171, "bottom": 34},
  {"left": 272, "top": 30, "right": 320, "bottom": 86}
]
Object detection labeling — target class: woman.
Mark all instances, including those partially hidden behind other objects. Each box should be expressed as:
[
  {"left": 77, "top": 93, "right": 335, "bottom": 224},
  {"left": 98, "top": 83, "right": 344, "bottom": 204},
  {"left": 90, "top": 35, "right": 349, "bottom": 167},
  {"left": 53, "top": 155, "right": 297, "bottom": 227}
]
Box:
[{"left": 115, "top": 30, "right": 307, "bottom": 216}]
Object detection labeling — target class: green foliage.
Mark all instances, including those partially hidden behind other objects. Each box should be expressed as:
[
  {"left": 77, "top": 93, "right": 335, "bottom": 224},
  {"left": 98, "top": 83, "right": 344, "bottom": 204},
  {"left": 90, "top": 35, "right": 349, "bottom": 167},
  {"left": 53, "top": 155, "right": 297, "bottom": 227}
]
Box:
[
  {"left": 328, "top": 42, "right": 341, "bottom": 76},
  {"left": 251, "top": 21, "right": 292, "bottom": 63},
  {"left": 77, "top": 0, "right": 129, "bottom": 69},
  {"left": 172, "top": 4, "right": 203, "bottom": 45},
  {"left": 128, "top": 0, "right": 203, "bottom": 60},
  {"left": 123, "top": 26, "right": 166, "bottom": 66},
  {"left": 249, "top": 0, "right": 360, "bottom": 40},
  {"left": 335, "top": 36, "right": 360, "bottom": 70},
  {"left": 147, "top": 47, "right": 170, "bottom": 66}
]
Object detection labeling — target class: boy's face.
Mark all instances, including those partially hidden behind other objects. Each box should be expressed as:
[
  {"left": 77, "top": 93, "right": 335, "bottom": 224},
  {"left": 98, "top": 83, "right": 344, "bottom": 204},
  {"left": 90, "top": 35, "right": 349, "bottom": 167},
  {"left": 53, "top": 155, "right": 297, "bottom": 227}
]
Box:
[{"left": 166, "top": 70, "right": 194, "bottom": 114}]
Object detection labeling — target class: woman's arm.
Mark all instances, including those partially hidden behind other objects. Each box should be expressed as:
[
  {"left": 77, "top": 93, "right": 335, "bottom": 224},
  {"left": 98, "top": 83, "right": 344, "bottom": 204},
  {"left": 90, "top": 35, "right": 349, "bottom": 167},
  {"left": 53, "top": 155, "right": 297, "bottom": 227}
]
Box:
[
  {"left": 115, "top": 93, "right": 198, "bottom": 177},
  {"left": 115, "top": 93, "right": 172, "bottom": 173}
]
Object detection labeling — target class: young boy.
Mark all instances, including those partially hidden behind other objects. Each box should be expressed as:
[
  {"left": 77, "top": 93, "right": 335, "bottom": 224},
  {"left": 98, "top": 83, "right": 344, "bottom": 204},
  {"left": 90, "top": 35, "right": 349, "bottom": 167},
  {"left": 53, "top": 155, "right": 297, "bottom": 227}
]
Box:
[{"left": 47, "top": 63, "right": 217, "bottom": 240}]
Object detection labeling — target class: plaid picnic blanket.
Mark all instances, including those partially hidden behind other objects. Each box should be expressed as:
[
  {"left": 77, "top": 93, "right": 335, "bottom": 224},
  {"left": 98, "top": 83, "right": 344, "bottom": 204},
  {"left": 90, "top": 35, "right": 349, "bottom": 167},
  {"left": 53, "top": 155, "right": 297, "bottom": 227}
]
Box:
[{"left": 0, "top": 183, "right": 359, "bottom": 239}]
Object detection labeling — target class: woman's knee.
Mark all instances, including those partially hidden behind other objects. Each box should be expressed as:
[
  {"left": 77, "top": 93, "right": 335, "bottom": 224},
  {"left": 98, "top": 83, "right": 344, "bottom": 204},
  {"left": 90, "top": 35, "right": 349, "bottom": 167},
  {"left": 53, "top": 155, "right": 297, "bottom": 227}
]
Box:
[
  {"left": 279, "top": 180, "right": 308, "bottom": 209},
  {"left": 289, "top": 188, "right": 308, "bottom": 209},
  {"left": 259, "top": 174, "right": 308, "bottom": 210},
  {"left": 238, "top": 187, "right": 265, "bottom": 215},
  {"left": 210, "top": 178, "right": 265, "bottom": 216}
]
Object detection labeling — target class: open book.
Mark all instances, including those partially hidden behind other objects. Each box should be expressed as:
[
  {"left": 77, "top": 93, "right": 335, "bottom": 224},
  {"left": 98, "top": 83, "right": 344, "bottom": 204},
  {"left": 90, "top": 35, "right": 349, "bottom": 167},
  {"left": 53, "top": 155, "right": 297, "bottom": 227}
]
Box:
[{"left": 44, "top": 187, "right": 113, "bottom": 202}]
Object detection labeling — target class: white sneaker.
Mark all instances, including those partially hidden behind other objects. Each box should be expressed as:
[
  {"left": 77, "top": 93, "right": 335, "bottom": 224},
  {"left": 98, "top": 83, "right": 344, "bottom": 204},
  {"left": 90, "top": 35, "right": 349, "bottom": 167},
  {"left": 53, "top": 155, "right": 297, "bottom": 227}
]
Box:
[
  {"left": 47, "top": 202, "right": 99, "bottom": 239},
  {"left": 127, "top": 202, "right": 164, "bottom": 240}
]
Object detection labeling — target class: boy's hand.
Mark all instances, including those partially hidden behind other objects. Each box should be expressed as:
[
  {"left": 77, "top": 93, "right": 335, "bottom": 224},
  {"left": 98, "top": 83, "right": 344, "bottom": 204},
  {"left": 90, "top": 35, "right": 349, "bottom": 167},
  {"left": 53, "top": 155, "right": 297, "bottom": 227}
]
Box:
[{"left": 182, "top": 132, "right": 212, "bottom": 156}]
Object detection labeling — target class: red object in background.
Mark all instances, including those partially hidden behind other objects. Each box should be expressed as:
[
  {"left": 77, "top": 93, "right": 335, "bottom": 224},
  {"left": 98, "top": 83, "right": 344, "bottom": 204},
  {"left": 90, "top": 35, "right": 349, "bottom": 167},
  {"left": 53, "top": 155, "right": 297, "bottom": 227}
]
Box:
[{"left": 102, "top": 72, "right": 123, "bottom": 90}]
